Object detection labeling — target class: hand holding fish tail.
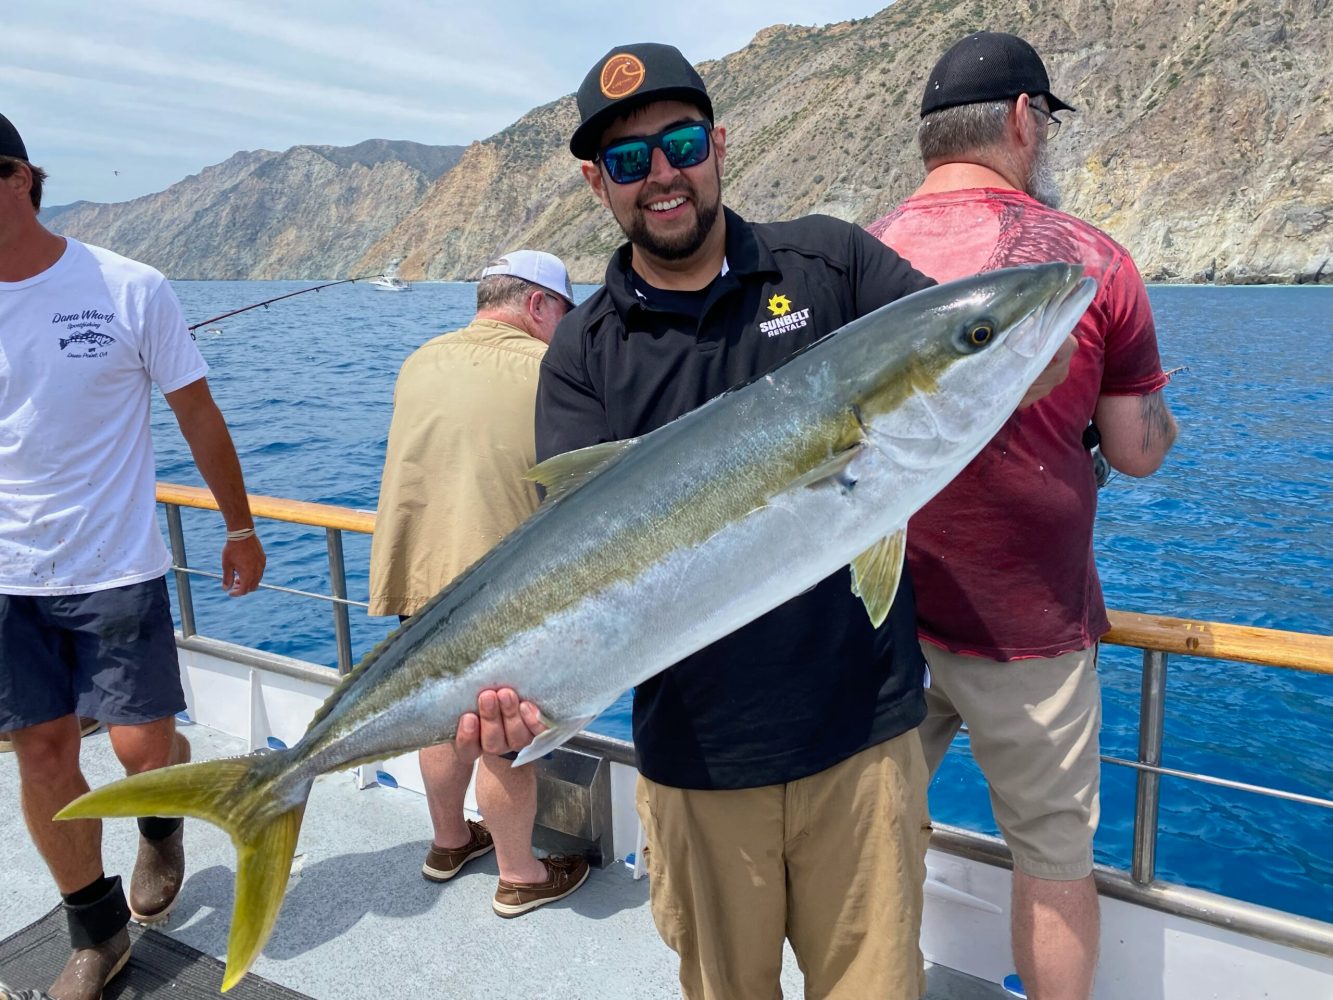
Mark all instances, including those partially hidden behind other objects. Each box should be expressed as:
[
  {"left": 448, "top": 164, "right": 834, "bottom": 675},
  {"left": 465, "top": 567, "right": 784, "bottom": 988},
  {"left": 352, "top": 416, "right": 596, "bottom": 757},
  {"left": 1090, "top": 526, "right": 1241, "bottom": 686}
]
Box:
[{"left": 456, "top": 687, "right": 545, "bottom": 763}]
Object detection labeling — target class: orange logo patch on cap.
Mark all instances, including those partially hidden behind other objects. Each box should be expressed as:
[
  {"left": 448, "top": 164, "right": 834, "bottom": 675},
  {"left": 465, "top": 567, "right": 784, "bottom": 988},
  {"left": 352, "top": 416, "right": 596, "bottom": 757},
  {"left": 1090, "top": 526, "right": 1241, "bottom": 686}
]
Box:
[{"left": 600, "top": 54, "right": 646, "bottom": 99}]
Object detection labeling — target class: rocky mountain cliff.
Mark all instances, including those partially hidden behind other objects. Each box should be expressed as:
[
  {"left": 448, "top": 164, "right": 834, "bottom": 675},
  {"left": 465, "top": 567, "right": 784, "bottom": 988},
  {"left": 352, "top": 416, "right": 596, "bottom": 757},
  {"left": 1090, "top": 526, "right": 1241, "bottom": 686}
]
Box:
[
  {"left": 46, "top": 141, "right": 464, "bottom": 279},
  {"left": 51, "top": 0, "right": 1332, "bottom": 284}
]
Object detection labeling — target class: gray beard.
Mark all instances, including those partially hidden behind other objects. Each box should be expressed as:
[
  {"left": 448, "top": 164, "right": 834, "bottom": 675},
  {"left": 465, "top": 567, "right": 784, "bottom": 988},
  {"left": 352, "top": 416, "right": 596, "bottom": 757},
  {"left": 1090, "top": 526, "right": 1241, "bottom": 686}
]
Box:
[{"left": 1027, "top": 140, "right": 1063, "bottom": 210}]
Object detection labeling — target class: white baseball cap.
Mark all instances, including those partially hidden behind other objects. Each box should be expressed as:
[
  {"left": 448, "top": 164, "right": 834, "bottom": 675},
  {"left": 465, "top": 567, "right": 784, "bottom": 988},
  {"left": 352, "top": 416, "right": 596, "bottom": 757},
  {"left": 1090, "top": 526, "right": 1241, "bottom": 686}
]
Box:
[{"left": 480, "top": 250, "right": 575, "bottom": 307}]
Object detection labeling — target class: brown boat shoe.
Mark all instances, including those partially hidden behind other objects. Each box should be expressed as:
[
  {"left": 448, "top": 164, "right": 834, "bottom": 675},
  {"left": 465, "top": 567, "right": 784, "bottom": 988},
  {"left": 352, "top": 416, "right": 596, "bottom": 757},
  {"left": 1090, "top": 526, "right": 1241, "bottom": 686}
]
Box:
[
  {"left": 47, "top": 926, "right": 131, "bottom": 1000},
  {"left": 421, "top": 820, "right": 494, "bottom": 882},
  {"left": 492, "top": 854, "right": 590, "bottom": 918}
]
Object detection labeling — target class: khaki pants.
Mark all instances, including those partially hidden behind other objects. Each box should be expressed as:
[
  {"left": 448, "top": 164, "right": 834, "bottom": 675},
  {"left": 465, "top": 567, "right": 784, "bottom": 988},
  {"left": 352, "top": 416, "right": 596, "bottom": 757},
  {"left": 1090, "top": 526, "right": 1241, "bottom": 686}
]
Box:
[{"left": 636, "top": 731, "right": 930, "bottom": 1000}]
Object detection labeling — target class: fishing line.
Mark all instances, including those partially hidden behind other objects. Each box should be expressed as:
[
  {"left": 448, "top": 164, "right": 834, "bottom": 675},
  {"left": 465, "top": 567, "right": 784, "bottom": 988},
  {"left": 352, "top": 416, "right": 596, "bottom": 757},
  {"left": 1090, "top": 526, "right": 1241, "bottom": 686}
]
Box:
[{"left": 186, "top": 273, "right": 387, "bottom": 338}]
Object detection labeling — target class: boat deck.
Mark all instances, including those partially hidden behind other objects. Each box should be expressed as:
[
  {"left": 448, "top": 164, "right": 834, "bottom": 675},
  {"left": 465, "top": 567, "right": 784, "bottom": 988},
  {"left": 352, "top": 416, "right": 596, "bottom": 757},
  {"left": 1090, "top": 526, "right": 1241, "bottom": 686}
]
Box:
[{"left": 0, "top": 722, "right": 1007, "bottom": 999}]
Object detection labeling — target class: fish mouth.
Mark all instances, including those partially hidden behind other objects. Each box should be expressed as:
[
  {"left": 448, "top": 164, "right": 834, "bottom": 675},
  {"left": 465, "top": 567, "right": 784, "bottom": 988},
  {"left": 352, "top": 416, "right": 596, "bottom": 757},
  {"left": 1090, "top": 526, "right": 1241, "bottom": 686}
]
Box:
[{"left": 1005, "top": 271, "right": 1097, "bottom": 361}]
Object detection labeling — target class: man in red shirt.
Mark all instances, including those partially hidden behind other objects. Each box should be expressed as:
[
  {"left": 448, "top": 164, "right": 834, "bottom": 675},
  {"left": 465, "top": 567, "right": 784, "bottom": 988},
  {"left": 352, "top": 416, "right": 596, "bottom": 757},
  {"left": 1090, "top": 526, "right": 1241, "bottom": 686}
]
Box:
[{"left": 867, "top": 31, "right": 1178, "bottom": 1000}]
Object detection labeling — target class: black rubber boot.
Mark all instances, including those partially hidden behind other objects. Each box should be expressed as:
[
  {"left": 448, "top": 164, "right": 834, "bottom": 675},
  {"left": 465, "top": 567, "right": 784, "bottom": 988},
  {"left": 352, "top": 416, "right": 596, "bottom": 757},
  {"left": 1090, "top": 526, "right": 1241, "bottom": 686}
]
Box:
[{"left": 52, "top": 876, "right": 132, "bottom": 1000}]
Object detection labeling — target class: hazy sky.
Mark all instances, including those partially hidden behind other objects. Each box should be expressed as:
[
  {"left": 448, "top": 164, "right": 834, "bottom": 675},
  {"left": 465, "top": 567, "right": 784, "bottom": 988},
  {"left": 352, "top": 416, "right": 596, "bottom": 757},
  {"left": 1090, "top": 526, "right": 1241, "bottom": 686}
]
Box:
[{"left": 7, "top": 1, "right": 886, "bottom": 207}]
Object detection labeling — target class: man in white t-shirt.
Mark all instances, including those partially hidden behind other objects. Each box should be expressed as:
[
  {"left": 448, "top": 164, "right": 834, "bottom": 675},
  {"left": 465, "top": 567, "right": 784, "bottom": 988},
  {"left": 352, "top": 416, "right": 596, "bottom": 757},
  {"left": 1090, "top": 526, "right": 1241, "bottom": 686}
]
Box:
[{"left": 0, "top": 112, "right": 266, "bottom": 1000}]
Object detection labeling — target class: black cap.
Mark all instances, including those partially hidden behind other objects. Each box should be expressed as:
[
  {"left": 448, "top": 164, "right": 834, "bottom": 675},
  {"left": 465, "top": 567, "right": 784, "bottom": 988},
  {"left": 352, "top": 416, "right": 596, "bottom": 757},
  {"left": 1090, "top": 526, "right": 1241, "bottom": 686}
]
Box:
[
  {"left": 920, "top": 32, "right": 1074, "bottom": 118},
  {"left": 0, "top": 113, "right": 28, "bottom": 161},
  {"left": 569, "top": 43, "right": 713, "bottom": 160}
]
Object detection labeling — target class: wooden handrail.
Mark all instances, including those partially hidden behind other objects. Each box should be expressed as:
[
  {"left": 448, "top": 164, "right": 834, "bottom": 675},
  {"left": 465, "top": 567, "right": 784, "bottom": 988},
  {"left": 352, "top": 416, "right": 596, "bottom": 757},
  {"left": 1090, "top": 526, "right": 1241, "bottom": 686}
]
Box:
[
  {"left": 156, "top": 482, "right": 376, "bottom": 534},
  {"left": 1106, "top": 610, "right": 1333, "bottom": 677},
  {"left": 157, "top": 482, "right": 1333, "bottom": 676}
]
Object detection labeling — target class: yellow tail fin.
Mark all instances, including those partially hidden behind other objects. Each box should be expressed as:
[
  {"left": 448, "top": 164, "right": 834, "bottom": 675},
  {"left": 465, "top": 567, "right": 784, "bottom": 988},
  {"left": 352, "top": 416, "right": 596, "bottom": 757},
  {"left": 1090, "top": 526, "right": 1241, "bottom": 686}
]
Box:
[{"left": 56, "top": 755, "right": 309, "bottom": 992}]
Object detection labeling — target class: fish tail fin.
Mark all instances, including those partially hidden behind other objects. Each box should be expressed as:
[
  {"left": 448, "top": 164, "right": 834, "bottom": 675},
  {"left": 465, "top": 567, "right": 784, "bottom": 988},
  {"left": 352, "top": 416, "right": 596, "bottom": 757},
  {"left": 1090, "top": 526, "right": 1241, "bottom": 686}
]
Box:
[
  {"left": 223, "top": 801, "right": 306, "bottom": 990},
  {"left": 56, "top": 755, "right": 311, "bottom": 992}
]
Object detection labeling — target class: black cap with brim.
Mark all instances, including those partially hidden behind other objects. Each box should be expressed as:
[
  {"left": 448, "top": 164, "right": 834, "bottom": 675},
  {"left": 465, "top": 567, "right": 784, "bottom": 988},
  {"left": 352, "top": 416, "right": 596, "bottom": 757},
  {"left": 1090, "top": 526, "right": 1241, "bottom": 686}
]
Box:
[
  {"left": 921, "top": 31, "right": 1075, "bottom": 118},
  {"left": 0, "top": 113, "right": 28, "bottom": 161},
  {"left": 570, "top": 42, "right": 713, "bottom": 160}
]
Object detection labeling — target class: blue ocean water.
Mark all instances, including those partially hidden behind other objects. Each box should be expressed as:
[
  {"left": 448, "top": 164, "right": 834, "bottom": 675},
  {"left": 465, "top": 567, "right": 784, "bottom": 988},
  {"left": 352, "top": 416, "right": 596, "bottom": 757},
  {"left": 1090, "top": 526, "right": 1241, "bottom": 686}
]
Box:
[{"left": 154, "top": 279, "right": 1332, "bottom": 922}]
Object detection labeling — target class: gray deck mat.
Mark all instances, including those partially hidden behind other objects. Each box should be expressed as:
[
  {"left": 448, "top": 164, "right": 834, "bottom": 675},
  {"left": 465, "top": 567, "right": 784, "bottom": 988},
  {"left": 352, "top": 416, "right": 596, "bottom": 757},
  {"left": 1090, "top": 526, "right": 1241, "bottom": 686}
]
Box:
[{"left": 0, "top": 907, "right": 313, "bottom": 999}]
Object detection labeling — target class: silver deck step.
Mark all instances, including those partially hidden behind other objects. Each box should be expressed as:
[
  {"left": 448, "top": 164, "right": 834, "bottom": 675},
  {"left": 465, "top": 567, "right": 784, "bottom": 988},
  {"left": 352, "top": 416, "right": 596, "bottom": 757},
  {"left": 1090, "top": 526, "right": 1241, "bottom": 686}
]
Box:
[{"left": 0, "top": 722, "right": 1006, "bottom": 999}]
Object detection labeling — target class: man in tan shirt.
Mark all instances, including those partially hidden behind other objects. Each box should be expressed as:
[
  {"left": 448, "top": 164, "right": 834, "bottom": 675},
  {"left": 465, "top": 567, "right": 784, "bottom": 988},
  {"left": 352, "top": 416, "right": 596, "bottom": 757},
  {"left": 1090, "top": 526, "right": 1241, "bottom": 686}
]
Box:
[{"left": 369, "top": 250, "right": 589, "bottom": 916}]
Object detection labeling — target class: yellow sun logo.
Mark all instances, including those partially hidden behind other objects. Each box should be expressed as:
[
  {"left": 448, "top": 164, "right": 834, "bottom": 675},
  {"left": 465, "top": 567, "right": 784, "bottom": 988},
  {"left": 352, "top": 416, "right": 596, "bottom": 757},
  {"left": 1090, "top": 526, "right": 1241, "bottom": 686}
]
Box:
[{"left": 767, "top": 294, "right": 792, "bottom": 317}]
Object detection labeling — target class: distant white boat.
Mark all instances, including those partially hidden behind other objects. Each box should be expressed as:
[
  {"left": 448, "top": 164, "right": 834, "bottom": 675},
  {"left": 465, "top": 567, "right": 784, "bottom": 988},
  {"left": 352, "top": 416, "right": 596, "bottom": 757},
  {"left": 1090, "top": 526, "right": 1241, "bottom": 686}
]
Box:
[{"left": 370, "top": 261, "right": 410, "bottom": 292}]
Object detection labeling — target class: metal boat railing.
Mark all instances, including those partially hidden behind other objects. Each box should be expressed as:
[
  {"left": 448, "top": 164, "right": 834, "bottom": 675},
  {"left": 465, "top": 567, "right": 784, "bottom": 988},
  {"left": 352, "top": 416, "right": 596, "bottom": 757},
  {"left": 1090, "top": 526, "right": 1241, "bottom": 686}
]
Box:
[
  {"left": 159, "top": 483, "right": 373, "bottom": 676},
  {"left": 157, "top": 481, "right": 1333, "bottom": 956}
]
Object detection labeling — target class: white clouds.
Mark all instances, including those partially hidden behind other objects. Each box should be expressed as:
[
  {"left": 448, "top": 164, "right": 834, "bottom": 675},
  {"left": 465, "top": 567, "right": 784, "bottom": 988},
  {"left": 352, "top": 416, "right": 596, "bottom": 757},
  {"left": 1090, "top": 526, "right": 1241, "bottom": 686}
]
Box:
[
  {"left": 5, "top": 0, "right": 885, "bottom": 205},
  {"left": 125, "top": 0, "right": 565, "bottom": 100}
]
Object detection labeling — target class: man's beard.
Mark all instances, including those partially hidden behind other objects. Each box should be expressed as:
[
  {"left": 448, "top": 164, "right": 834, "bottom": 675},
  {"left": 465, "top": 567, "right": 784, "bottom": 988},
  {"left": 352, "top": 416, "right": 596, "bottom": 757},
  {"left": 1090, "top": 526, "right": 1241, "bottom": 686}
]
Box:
[
  {"left": 1027, "top": 137, "right": 1062, "bottom": 210},
  {"left": 613, "top": 173, "right": 722, "bottom": 261}
]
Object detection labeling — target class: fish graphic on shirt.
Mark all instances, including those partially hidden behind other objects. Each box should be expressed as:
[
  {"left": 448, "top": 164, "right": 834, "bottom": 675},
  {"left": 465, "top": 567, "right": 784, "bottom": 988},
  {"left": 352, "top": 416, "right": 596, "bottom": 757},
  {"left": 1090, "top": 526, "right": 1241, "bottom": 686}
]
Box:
[{"left": 58, "top": 332, "right": 116, "bottom": 351}]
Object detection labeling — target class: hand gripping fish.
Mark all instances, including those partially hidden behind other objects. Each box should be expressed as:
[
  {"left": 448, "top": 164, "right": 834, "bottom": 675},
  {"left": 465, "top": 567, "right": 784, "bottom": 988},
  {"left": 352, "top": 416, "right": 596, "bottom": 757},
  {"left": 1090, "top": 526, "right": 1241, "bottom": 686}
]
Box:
[{"left": 58, "top": 263, "right": 1095, "bottom": 990}]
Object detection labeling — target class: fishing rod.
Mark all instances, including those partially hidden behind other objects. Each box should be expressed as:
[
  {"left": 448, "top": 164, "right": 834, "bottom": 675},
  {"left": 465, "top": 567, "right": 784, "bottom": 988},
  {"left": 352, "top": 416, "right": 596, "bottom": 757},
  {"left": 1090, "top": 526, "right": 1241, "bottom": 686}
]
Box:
[{"left": 187, "top": 273, "right": 385, "bottom": 334}]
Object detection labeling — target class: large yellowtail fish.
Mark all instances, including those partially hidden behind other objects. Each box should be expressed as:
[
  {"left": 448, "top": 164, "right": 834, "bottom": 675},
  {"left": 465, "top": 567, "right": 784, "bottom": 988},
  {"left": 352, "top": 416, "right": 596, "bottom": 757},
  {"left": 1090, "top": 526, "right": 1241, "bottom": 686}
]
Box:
[{"left": 59, "top": 263, "right": 1095, "bottom": 990}]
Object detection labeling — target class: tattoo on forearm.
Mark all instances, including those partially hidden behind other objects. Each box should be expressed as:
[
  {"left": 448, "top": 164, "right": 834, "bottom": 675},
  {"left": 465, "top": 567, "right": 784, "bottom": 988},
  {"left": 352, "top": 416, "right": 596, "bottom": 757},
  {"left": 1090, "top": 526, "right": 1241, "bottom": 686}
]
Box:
[{"left": 1140, "top": 393, "right": 1176, "bottom": 453}]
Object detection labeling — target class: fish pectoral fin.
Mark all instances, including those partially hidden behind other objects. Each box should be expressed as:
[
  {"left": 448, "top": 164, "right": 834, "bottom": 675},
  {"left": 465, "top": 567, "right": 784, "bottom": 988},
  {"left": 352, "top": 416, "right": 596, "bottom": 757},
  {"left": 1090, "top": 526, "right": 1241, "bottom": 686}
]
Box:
[
  {"left": 850, "top": 528, "right": 907, "bottom": 628},
  {"left": 512, "top": 713, "right": 598, "bottom": 767},
  {"left": 790, "top": 443, "right": 864, "bottom": 491},
  {"left": 527, "top": 439, "right": 638, "bottom": 501}
]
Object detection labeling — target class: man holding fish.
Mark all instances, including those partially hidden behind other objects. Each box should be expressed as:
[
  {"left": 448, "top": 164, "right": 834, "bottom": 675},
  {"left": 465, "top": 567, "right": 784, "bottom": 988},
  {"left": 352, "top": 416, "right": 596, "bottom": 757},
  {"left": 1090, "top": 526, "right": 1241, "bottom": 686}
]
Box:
[{"left": 471, "top": 43, "right": 1078, "bottom": 1000}]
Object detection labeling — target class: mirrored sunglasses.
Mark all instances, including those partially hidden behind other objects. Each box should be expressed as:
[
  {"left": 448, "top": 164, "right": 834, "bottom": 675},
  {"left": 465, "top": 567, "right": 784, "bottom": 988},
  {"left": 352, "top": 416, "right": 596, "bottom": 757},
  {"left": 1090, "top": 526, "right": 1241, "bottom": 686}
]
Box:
[{"left": 598, "top": 121, "right": 712, "bottom": 185}]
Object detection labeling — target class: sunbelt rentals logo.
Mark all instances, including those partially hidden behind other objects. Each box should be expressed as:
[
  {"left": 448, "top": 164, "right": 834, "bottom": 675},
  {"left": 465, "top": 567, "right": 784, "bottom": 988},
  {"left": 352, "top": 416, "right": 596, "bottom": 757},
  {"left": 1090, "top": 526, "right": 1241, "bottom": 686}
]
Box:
[{"left": 759, "top": 292, "right": 810, "bottom": 338}]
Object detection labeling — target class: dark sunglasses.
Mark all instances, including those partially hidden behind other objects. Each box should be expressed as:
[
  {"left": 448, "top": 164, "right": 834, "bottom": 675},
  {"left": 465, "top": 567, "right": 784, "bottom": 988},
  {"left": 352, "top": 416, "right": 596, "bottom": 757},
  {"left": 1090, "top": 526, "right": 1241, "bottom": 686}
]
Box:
[{"left": 597, "top": 121, "right": 712, "bottom": 185}]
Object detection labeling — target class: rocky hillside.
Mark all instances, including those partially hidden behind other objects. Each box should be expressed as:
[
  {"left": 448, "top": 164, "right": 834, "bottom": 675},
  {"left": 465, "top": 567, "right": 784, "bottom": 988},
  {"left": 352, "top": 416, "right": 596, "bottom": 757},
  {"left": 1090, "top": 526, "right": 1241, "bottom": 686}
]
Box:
[
  {"left": 361, "top": 0, "right": 1331, "bottom": 285},
  {"left": 51, "top": 0, "right": 1332, "bottom": 283},
  {"left": 46, "top": 141, "right": 464, "bottom": 280}
]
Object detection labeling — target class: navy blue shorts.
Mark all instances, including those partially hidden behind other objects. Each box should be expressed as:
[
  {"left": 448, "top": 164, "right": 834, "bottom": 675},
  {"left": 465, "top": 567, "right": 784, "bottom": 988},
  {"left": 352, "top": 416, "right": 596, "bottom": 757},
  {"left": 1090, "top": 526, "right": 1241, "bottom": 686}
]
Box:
[{"left": 0, "top": 577, "right": 185, "bottom": 732}]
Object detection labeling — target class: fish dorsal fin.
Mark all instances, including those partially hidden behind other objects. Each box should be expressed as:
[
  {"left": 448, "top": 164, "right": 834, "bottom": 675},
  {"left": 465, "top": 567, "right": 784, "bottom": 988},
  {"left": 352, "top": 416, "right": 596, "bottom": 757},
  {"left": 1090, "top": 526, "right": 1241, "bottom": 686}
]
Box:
[
  {"left": 526, "top": 439, "right": 638, "bottom": 501},
  {"left": 850, "top": 528, "right": 907, "bottom": 628},
  {"left": 790, "top": 443, "right": 864, "bottom": 491}
]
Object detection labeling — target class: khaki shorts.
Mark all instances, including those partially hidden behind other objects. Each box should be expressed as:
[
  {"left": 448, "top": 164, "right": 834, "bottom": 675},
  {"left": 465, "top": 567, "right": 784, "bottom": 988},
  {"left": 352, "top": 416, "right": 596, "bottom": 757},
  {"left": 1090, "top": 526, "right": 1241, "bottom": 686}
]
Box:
[
  {"left": 918, "top": 643, "right": 1100, "bottom": 880},
  {"left": 636, "top": 731, "right": 931, "bottom": 1000}
]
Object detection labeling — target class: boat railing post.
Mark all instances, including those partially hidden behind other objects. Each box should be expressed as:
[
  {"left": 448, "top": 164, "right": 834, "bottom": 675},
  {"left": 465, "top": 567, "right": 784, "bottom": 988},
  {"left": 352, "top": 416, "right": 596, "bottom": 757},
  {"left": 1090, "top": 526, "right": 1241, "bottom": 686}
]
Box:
[
  {"left": 165, "top": 503, "right": 197, "bottom": 639},
  {"left": 1132, "top": 647, "right": 1168, "bottom": 885},
  {"left": 326, "top": 527, "right": 354, "bottom": 676}
]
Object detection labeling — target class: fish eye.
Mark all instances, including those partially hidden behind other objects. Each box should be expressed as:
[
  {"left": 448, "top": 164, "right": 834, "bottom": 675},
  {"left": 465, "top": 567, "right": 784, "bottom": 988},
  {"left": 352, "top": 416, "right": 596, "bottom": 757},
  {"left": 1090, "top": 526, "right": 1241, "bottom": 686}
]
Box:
[{"left": 967, "top": 322, "right": 995, "bottom": 347}]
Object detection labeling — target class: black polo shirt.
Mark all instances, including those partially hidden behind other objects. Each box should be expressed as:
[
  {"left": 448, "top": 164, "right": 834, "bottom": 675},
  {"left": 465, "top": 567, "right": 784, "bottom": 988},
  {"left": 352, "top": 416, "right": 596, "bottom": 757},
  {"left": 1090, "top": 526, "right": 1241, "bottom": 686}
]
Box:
[{"left": 536, "top": 208, "right": 935, "bottom": 790}]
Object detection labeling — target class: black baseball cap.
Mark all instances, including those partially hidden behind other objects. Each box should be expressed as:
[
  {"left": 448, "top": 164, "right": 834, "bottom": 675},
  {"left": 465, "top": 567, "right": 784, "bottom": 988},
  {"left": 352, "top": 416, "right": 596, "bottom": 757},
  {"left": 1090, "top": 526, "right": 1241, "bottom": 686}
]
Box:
[
  {"left": 569, "top": 42, "right": 713, "bottom": 160},
  {"left": 920, "top": 31, "right": 1075, "bottom": 118},
  {"left": 0, "top": 113, "right": 28, "bottom": 161}
]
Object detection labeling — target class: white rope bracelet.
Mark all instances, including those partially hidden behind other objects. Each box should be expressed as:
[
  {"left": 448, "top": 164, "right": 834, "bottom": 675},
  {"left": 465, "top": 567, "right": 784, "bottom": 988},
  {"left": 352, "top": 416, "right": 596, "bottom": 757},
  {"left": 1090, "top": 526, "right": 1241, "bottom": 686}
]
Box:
[{"left": 225, "top": 527, "right": 257, "bottom": 542}]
